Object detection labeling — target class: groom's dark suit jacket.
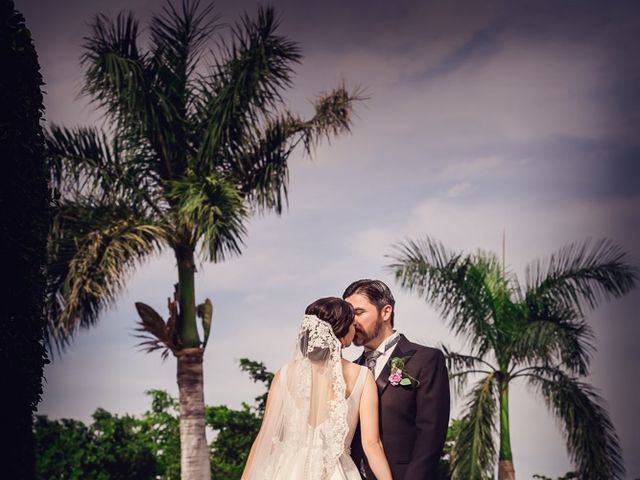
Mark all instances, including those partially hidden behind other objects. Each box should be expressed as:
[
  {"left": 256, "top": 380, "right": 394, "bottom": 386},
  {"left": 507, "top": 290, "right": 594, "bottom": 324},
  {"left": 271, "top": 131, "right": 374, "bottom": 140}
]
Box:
[{"left": 351, "top": 334, "right": 450, "bottom": 480}]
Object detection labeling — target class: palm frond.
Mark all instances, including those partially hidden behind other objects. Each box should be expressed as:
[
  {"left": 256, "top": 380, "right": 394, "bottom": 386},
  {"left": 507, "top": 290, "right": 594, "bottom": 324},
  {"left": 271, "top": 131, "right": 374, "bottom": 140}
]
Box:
[
  {"left": 526, "top": 366, "right": 624, "bottom": 479},
  {"left": 391, "top": 236, "right": 451, "bottom": 301},
  {"left": 46, "top": 201, "right": 166, "bottom": 345},
  {"left": 525, "top": 238, "right": 638, "bottom": 316},
  {"left": 470, "top": 252, "right": 523, "bottom": 367},
  {"left": 47, "top": 124, "right": 114, "bottom": 197},
  {"left": 276, "top": 84, "right": 367, "bottom": 158},
  {"left": 150, "top": 0, "right": 219, "bottom": 82},
  {"left": 304, "top": 83, "right": 367, "bottom": 149},
  {"left": 46, "top": 125, "right": 163, "bottom": 215},
  {"left": 133, "top": 301, "right": 180, "bottom": 360},
  {"left": 443, "top": 346, "right": 496, "bottom": 396},
  {"left": 149, "top": 0, "right": 221, "bottom": 175},
  {"left": 167, "top": 175, "right": 248, "bottom": 262},
  {"left": 510, "top": 301, "right": 595, "bottom": 376},
  {"left": 451, "top": 373, "right": 498, "bottom": 480},
  {"left": 196, "top": 298, "right": 213, "bottom": 348},
  {"left": 81, "top": 9, "right": 183, "bottom": 179},
  {"left": 81, "top": 11, "right": 149, "bottom": 125},
  {"left": 223, "top": 84, "right": 364, "bottom": 214},
  {"left": 195, "top": 6, "right": 301, "bottom": 167},
  {"left": 388, "top": 237, "right": 498, "bottom": 357},
  {"left": 228, "top": 114, "right": 298, "bottom": 214},
  {"left": 443, "top": 346, "right": 491, "bottom": 372}
]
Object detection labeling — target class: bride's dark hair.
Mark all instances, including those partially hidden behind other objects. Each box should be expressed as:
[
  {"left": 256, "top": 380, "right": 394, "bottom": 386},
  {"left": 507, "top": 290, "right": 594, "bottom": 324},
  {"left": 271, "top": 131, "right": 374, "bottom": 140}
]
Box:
[
  {"left": 305, "top": 297, "right": 354, "bottom": 338},
  {"left": 300, "top": 297, "right": 354, "bottom": 361}
]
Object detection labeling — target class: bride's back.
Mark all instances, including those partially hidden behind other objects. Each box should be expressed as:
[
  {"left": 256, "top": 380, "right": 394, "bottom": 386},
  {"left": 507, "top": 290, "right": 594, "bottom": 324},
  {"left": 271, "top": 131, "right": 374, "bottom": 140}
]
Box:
[
  {"left": 242, "top": 297, "right": 371, "bottom": 480},
  {"left": 342, "top": 359, "right": 364, "bottom": 399}
]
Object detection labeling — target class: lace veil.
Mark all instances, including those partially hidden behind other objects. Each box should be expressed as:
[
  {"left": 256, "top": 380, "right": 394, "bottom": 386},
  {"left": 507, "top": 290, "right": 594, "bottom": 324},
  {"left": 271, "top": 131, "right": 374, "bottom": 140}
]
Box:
[{"left": 243, "top": 314, "right": 348, "bottom": 479}]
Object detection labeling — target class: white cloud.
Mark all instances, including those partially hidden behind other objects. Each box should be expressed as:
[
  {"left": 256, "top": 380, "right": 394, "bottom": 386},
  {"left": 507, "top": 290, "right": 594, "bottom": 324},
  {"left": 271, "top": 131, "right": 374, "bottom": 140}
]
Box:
[
  {"left": 400, "top": 193, "right": 640, "bottom": 275},
  {"left": 350, "top": 227, "right": 397, "bottom": 261},
  {"left": 441, "top": 156, "right": 504, "bottom": 179},
  {"left": 446, "top": 181, "right": 475, "bottom": 197}
]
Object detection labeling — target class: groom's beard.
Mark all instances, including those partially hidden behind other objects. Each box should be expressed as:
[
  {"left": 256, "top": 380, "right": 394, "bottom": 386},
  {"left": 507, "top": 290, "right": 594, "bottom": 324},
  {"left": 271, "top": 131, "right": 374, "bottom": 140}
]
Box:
[{"left": 354, "top": 316, "right": 383, "bottom": 347}]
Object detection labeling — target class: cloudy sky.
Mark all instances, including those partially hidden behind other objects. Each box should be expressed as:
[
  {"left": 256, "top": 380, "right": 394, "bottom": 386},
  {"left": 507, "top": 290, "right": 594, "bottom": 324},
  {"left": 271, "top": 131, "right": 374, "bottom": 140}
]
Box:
[{"left": 17, "top": 0, "right": 640, "bottom": 477}]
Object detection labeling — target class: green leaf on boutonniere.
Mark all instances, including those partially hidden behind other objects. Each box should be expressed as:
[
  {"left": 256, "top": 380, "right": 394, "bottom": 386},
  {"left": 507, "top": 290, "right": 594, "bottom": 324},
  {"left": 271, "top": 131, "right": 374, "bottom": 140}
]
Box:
[
  {"left": 388, "top": 355, "right": 421, "bottom": 387},
  {"left": 389, "top": 356, "right": 409, "bottom": 370}
]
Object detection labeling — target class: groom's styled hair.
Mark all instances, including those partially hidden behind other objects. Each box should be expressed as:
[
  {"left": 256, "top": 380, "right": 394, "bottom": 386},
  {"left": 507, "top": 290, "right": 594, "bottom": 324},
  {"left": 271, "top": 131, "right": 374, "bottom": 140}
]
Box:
[{"left": 342, "top": 279, "right": 396, "bottom": 327}]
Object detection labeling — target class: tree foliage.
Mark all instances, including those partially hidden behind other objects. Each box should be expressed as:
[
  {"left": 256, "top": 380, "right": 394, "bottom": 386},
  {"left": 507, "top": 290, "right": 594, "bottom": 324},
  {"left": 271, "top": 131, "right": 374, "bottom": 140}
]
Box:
[
  {"left": 0, "top": 0, "right": 49, "bottom": 477},
  {"left": 34, "top": 359, "right": 270, "bottom": 479},
  {"left": 35, "top": 358, "right": 462, "bottom": 479},
  {"left": 438, "top": 418, "right": 462, "bottom": 480},
  {"left": 34, "top": 410, "right": 159, "bottom": 480}
]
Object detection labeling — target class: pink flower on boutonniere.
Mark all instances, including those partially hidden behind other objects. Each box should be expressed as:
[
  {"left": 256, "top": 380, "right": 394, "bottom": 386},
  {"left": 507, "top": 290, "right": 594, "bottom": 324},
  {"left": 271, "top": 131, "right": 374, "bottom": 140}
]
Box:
[
  {"left": 388, "top": 370, "right": 403, "bottom": 386},
  {"left": 387, "top": 357, "right": 420, "bottom": 387}
]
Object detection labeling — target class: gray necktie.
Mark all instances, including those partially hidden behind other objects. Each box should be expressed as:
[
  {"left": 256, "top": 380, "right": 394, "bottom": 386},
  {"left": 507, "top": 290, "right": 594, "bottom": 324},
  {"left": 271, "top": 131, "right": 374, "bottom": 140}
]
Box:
[
  {"left": 363, "top": 350, "right": 382, "bottom": 374},
  {"left": 363, "top": 335, "right": 401, "bottom": 375}
]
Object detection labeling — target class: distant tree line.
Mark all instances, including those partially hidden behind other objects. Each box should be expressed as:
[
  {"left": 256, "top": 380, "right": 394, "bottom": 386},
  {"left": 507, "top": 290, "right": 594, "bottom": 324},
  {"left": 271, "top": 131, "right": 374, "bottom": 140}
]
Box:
[
  {"left": 34, "top": 359, "right": 267, "bottom": 480},
  {"left": 33, "top": 359, "right": 461, "bottom": 480}
]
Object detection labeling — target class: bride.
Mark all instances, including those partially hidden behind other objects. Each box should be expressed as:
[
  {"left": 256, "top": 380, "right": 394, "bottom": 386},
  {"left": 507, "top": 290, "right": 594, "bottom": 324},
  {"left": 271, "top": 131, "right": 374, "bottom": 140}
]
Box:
[{"left": 241, "top": 297, "right": 393, "bottom": 480}]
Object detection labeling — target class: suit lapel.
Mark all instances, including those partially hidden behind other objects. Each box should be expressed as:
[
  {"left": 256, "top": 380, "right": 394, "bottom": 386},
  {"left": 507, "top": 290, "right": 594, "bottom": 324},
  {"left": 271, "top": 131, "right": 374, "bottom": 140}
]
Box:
[
  {"left": 376, "top": 356, "right": 392, "bottom": 392},
  {"left": 378, "top": 335, "right": 417, "bottom": 396}
]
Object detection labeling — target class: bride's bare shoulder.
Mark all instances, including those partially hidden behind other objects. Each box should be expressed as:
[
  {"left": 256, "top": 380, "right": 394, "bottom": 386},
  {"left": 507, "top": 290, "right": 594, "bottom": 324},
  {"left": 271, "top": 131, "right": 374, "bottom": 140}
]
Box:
[
  {"left": 341, "top": 358, "right": 359, "bottom": 367},
  {"left": 341, "top": 358, "right": 362, "bottom": 376}
]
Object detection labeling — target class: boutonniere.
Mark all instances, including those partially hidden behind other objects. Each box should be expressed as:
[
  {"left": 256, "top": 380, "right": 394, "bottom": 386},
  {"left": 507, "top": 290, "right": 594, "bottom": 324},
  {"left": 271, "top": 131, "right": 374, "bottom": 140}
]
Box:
[{"left": 388, "top": 356, "right": 420, "bottom": 387}]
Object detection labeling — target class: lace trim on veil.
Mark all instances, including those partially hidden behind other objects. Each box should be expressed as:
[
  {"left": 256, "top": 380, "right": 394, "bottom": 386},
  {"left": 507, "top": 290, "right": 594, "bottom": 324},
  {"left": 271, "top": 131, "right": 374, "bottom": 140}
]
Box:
[
  {"left": 261, "top": 315, "right": 349, "bottom": 479},
  {"left": 301, "top": 315, "right": 348, "bottom": 470}
]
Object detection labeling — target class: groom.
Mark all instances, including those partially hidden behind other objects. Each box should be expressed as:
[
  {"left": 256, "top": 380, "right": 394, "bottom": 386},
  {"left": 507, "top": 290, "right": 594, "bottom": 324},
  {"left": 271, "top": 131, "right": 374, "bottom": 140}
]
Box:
[{"left": 344, "top": 279, "right": 450, "bottom": 480}]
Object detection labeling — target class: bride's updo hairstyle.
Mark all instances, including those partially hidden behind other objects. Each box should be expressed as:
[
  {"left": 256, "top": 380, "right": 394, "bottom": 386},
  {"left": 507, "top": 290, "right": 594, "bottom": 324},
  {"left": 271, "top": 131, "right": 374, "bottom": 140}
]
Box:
[
  {"left": 301, "top": 297, "right": 354, "bottom": 361},
  {"left": 305, "top": 297, "right": 354, "bottom": 338}
]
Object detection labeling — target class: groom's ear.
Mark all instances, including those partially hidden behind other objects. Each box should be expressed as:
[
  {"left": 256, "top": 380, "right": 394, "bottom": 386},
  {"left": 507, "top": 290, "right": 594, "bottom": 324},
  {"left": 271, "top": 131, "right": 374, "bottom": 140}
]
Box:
[{"left": 381, "top": 304, "right": 393, "bottom": 322}]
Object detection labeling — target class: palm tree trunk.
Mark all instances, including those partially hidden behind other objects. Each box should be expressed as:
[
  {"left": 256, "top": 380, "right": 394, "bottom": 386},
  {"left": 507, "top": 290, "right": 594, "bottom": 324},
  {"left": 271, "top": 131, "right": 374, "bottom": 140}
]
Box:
[
  {"left": 177, "top": 348, "right": 211, "bottom": 480},
  {"left": 176, "top": 246, "right": 200, "bottom": 347},
  {"left": 498, "top": 378, "right": 515, "bottom": 480},
  {"left": 175, "top": 247, "right": 210, "bottom": 479}
]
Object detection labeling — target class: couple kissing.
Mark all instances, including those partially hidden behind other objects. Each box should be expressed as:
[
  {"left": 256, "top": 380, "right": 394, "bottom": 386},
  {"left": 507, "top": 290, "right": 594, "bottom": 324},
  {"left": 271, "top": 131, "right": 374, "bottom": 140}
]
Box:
[{"left": 242, "top": 279, "right": 450, "bottom": 480}]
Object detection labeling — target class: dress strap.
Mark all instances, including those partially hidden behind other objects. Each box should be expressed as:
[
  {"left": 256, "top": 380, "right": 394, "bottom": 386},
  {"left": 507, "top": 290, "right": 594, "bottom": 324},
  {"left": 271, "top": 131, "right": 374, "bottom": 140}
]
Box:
[{"left": 349, "top": 365, "right": 368, "bottom": 401}]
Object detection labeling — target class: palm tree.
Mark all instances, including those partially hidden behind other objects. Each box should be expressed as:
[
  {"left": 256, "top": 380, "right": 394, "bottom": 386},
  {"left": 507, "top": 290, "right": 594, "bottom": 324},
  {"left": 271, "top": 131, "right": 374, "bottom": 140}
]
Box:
[
  {"left": 388, "top": 237, "right": 637, "bottom": 480},
  {"left": 45, "top": 2, "right": 362, "bottom": 478}
]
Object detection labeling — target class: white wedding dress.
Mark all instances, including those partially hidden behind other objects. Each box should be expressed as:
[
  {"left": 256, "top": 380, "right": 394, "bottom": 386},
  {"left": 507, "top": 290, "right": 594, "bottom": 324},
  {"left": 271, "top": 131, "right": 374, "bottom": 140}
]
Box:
[
  {"left": 243, "top": 315, "right": 369, "bottom": 480},
  {"left": 264, "top": 363, "right": 368, "bottom": 479}
]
